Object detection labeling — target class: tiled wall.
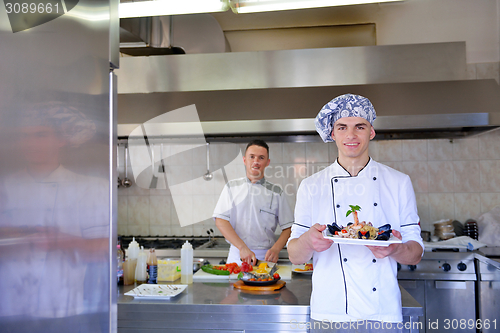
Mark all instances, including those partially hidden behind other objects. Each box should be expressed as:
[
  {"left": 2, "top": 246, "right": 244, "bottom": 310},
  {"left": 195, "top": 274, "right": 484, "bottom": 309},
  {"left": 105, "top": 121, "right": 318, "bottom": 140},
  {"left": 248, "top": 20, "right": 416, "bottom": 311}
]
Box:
[{"left": 117, "top": 127, "right": 500, "bottom": 236}]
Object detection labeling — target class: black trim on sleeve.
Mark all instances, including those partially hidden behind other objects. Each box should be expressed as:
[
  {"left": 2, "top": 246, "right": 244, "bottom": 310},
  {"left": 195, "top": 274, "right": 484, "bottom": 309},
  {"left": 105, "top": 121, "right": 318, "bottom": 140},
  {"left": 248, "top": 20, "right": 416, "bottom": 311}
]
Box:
[{"left": 401, "top": 223, "right": 420, "bottom": 227}]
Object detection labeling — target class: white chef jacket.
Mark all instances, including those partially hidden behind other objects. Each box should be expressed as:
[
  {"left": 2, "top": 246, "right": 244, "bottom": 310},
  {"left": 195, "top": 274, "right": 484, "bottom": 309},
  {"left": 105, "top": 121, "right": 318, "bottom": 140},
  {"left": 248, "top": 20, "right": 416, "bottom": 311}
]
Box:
[
  {"left": 0, "top": 166, "right": 108, "bottom": 318},
  {"left": 213, "top": 177, "right": 293, "bottom": 263},
  {"left": 289, "top": 158, "right": 423, "bottom": 323}
]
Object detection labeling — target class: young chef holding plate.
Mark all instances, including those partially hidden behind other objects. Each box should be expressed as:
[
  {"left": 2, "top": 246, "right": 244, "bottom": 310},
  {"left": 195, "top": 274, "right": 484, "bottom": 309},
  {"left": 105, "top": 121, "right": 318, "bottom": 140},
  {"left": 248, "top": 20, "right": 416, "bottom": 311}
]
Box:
[
  {"left": 213, "top": 140, "right": 293, "bottom": 265},
  {"left": 287, "top": 94, "right": 423, "bottom": 332}
]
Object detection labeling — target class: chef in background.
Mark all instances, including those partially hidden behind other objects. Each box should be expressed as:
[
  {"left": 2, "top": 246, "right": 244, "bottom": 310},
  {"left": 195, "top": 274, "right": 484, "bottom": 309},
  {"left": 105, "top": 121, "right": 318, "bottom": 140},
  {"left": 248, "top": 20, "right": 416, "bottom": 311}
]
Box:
[
  {"left": 213, "top": 140, "right": 293, "bottom": 265},
  {"left": 287, "top": 94, "right": 423, "bottom": 332},
  {"left": 0, "top": 102, "right": 108, "bottom": 333}
]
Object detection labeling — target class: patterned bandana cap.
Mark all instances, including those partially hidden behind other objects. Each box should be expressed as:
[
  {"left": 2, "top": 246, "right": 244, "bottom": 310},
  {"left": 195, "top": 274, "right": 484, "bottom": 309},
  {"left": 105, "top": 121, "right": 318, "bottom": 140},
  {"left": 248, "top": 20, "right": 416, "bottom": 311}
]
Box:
[{"left": 314, "top": 93, "right": 377, "bottom": 143}]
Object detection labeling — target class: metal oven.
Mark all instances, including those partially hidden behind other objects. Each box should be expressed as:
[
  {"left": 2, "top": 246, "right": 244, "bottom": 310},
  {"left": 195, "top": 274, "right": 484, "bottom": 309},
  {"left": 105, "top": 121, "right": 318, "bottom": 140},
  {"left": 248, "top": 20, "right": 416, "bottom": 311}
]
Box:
[
  {"left": 398, "top": 251, "right": 477, "bottom": 333},
  {"left": 476, "top": 249, "right": 500, "bottom": 333}
]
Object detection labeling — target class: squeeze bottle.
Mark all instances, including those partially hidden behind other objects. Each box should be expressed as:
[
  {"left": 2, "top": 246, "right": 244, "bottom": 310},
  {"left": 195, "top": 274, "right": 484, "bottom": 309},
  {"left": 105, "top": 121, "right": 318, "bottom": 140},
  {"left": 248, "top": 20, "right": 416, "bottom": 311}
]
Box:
[
  {"left": 127, "top": 237, "right": 140, "bottom": 260},
  {"left": 135, "top": 246, "right": 148, "bottom": 285},
  {"left": 181, "top": 241, "right": 193, "bottom": 284}
]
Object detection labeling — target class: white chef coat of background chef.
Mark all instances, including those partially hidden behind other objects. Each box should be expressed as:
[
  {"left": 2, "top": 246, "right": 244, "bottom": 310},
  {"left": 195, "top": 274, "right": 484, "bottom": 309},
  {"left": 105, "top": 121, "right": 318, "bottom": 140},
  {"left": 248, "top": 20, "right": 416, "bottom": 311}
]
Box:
[
  {"left": 0, "top": 166, "right": 108, "bottom": 318},
  {"left": 213, "top": 177, "right": 293, "bottom": 263},
  {"left": 290, "top": 159, "right": 423, "bottom": 323}
]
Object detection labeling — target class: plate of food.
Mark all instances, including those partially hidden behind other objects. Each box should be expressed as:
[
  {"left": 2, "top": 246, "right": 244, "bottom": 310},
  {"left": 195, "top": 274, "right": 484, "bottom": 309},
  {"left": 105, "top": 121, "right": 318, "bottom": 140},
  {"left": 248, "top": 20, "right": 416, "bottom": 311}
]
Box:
[
  {"left": 239, "top": 263, "right": 281, "bottom": 286},
  {"left": 292, "top": 263, "right": 313, "bottom": 274},
  {"left": 322, "top": 205, "right": 402, "bottom": 247},
  {"left": 124, "top": 284, "right": 187, "bottom": 298},
  {"left": 323, "top": 232, "right": 402, "bottom": 247}
]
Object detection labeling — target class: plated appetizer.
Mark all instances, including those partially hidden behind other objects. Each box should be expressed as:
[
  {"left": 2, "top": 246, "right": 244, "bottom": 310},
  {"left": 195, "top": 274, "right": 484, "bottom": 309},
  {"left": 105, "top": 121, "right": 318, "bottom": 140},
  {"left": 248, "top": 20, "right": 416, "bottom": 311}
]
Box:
[{"left": 326, "top": 205, "right": 392, "bottom": 241}]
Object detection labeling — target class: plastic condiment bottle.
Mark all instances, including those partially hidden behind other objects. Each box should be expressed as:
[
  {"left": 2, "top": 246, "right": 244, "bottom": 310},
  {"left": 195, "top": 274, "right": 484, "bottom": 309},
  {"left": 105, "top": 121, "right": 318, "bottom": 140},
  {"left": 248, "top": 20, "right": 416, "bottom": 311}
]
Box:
[
  {"left": 147, "top": 248, "right": 158, "bottom": 284},
  {"left": 127, "top": 237, "right": 140, "bottom": 260},
  {"left": 181, "top": 241, "right": 193, "bottom": 284},
  {"left": 135, "top": 246, "right": 148, "bottom": 285}
]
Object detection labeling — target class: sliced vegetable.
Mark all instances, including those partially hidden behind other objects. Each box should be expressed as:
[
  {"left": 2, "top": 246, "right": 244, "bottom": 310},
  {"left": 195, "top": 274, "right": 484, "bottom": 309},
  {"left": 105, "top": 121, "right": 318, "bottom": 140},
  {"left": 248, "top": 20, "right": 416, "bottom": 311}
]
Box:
[{"left": 201, "top": 264, "right": 230, "bottom": 275}]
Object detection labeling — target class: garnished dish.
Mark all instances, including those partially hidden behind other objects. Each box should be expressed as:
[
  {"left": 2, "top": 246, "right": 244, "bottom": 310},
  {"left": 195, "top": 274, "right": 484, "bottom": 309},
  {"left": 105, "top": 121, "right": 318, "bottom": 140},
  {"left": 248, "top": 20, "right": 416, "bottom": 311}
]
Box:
[
  {"left": 292, "top": 263, "right": 313, "bottom": 274},
  {"left": 324, "top": 205, "right": 401, "bottom": 246},
  {"left": 238, "top": 262, "right": 280, "bottom": 286}
]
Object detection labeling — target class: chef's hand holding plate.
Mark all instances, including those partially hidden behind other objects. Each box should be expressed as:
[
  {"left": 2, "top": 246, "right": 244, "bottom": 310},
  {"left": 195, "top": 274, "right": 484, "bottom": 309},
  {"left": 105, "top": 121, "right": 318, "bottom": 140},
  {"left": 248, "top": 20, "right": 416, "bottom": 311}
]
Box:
[
  {"left": 301, "top": 223, "right": 334, "bottom": 252},
  {"left": 365, "top": 229, "right": 403, "bottom": 259}
]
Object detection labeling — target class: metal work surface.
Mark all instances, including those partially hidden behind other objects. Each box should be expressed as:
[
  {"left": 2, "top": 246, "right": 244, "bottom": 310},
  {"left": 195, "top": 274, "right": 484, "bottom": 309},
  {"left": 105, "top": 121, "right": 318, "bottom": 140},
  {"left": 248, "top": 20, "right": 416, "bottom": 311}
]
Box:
[{"left": 118, "top": 275, "right": 423, "bottom": 333}]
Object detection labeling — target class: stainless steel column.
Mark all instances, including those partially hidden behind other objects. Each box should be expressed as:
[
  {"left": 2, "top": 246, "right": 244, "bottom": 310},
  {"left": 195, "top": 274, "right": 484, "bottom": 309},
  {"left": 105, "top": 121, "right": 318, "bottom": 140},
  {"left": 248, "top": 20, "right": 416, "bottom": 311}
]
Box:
[{"left": 0, "top": 1, "right": 116, "bottom": 331}]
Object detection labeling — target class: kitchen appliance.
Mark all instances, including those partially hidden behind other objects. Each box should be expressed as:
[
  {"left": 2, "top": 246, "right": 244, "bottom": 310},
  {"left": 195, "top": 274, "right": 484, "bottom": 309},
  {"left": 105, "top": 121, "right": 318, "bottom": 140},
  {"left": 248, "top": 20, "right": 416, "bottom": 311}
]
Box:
[
  {"left": 398, "top": 251, "right": 477, "bottom": 333},
  {"left": 476, "top": 249, "right": 500, "bottom": 333},
  {"left": 0, "top": 1, "right": 119, "bottom": 332}
]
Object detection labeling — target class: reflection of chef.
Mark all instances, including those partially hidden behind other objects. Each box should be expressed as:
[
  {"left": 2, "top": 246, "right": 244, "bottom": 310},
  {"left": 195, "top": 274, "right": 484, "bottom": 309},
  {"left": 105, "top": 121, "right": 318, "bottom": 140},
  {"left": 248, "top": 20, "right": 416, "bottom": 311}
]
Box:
[
  {"left": 288, "top": 94, "right": 423, "bottom": 332},
  {"left": 0, "top": 102, "right": 108, "bottom": 331},
  {"left": 213, "top": 140, "right": 293, "bottom": 265}
]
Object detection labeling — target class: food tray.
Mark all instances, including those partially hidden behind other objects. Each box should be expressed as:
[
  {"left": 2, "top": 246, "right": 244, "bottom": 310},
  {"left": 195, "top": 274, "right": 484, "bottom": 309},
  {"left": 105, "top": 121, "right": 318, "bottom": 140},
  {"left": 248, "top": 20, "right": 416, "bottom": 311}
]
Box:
[
  {"left": 124, "top": 284, "right": 187, "bottom": 298},
  {"left": 322, "top": 230, "right": 402, "bottom": 247}
]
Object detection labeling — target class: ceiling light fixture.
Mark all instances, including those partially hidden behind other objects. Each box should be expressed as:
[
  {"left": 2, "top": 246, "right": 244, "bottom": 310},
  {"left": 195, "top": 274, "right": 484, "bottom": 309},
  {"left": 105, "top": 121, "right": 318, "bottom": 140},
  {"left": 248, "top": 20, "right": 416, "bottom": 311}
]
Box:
[
  {"left": 229, "top": 0, "right": 404, "bottom": 14},
  {"left": 119, "top": 0, "right": 230, "bottom": 19}
]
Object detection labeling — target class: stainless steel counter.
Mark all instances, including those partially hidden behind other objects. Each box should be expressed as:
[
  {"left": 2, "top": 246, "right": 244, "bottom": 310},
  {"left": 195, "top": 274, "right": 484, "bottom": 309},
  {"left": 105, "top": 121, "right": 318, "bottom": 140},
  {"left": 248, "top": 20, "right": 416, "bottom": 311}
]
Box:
[{"left": 118, "top": 273, "right": 423, "bottom": 333}]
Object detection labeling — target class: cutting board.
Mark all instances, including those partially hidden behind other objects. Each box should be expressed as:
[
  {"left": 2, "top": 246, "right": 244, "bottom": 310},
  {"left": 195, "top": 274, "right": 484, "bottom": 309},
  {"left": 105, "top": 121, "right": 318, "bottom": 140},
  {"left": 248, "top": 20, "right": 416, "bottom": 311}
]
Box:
[
  {"left": 193, "top": 265, "right": 292, "bottom": 281},
  {"left": 233, "top": 280, "right": 286, "bottom": 293}
]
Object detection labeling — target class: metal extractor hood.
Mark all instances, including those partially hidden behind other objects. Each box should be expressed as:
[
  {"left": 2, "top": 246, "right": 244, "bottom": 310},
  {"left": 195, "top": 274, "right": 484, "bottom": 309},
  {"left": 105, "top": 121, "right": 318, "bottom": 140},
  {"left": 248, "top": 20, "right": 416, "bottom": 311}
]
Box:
[{"left": 116, "top": 42, "right": 500, "bottom": 140}]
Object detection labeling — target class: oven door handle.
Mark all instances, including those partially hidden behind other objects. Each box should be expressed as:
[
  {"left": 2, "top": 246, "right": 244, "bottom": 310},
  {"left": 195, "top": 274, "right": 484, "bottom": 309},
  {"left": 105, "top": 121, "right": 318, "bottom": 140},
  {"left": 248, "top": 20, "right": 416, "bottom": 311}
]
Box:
[{"left": 435, "top": 281, "right": 467, "bottom": 289}]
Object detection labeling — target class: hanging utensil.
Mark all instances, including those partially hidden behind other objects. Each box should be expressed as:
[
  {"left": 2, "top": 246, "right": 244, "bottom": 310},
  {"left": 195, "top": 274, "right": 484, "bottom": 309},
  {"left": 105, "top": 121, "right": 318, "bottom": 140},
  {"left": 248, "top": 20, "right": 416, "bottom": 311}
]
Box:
[
  {"left": 149, "top": 143, "right": 158, "bottom": 189},
  {"left": 122, "top": 144, "right": 132, "bottom": 188},
  {"left": 203, "top": 142, "right": 213, "bottom": 181},
  {"left": 160, "top": 143, "right": 168, "bottom": 190},
  {"left": 117, "top": 145, "right": 122, "bottom": 188}
]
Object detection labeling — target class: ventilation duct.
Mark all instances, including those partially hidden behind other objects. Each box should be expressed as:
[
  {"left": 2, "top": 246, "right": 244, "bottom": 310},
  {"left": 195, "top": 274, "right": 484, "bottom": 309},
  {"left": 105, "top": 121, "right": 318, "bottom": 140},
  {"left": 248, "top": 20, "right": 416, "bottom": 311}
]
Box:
[{"left": 119, "top": 14, "right": 227, "bottom": 56}]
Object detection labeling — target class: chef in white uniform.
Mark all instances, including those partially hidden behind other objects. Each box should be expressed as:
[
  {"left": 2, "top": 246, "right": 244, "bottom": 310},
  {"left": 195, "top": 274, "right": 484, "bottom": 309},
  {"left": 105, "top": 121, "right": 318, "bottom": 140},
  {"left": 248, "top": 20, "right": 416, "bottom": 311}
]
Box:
[
  {"left": 213, "top": 140, "right": 294, "bottom": 265},
  {"left": 287, "top": 94, "right": 423, "bottom": 332}
]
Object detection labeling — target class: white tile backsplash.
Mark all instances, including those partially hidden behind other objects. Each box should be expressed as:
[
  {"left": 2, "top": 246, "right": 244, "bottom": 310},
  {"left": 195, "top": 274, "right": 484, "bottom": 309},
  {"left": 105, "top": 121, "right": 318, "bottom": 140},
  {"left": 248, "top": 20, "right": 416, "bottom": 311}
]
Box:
[
  {"left": 283, "top": 142, "right": 306, "bottom": 163},
  {"left": 428, "top": 161, "right": 454, "bottom": 192},
  {"left": 306, "top": 142, "right": 329, "bottom": 163},
  {"left": 478, "top": 127, "right": 500, "bottom": 160},
  {"left": 119, "top": 138, "right": 500, "bottom": 237},
  {"left": 378, "top": 141, "right": 402, "bottom": 162},
  {"left": 402, "top": 140, "right": 427, "bottom": 161},
  {"left": 428, "top": 139, "right": 453, "bottom": 161}
]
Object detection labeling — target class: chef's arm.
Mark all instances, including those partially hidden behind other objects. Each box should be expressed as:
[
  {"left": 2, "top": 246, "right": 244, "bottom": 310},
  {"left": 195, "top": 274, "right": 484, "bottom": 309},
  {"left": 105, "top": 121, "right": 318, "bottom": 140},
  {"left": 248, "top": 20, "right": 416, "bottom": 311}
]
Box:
[
  {"left": 287, "top": 224, "right": 333, "bottom": 265},
  {"left": 271, "top": 227, "right": 291, "bottom": 253},
  {"left": 265, "top": 227, "right": 291, "bottom": 262},
  {"left": 215, "top": 217, "right": 256, "bottom": 265},
  {"left": 389, "top": 240, "right": 423, "bottom": 265},
  {"left": 366, "top": 230, "right": 423, "bottom": 265}
]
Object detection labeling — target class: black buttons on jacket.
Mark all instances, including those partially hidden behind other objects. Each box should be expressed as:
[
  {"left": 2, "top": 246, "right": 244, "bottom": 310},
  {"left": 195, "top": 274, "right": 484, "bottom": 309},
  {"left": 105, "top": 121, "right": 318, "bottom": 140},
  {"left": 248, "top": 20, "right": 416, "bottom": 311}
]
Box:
[
  {"left": 343, "top": 258, "right": 347, "bottom": 262},
  {"left": 374, "top": 203, "right": 378, "bottom": 206},
  {"left": 373, "top": 177, "right": 377, "bottom": 180},
  {"left": 336, "top": 204, "right": 340, "bottom": 208},
  {"left": 334, "top": 179, "right": 338, "bottom": 183},
  {"left": 373, "top": 288, "right": 377, "bottom": 292},
  {"left": 372, "top": 259, "right": 377, "bottom": 263}
]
